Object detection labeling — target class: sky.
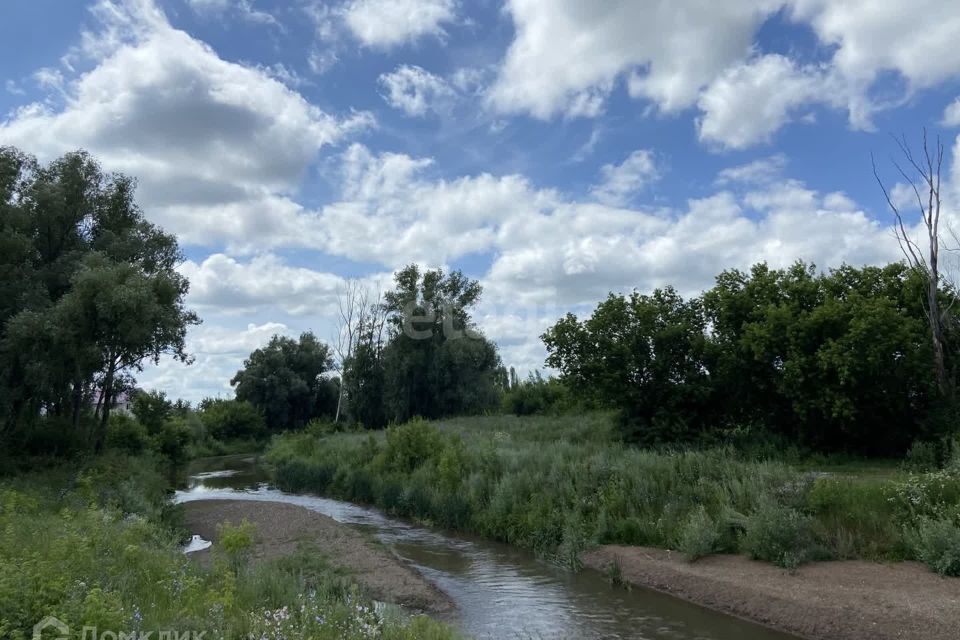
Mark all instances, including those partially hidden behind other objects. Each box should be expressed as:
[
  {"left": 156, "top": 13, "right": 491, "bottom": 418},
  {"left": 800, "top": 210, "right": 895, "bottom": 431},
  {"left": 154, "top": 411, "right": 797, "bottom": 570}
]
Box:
[{"left": 2, "top": 0, "right": 960, "bottom": 403}]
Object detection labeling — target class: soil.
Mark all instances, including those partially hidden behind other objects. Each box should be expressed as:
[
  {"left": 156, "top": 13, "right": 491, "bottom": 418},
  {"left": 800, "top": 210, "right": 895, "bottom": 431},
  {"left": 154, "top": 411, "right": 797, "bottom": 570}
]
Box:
[
  {"left": 182, "top": 499, "right": 454, "bottom": 614},
  {"left": 583, "top": 545, "right": 960, "bottom": 640}
]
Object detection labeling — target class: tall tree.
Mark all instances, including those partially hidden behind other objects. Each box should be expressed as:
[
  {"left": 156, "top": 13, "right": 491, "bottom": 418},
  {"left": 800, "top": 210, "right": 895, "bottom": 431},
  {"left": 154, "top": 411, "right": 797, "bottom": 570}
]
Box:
[
  {"left": 231, "top": 332, "right": 336, "bottom": 430},
  {"left": 0, "top": 147, "right": 198, "bottom": 450},
  {"left": 379, "top": 265, "right": 501, "bottom": 423}
]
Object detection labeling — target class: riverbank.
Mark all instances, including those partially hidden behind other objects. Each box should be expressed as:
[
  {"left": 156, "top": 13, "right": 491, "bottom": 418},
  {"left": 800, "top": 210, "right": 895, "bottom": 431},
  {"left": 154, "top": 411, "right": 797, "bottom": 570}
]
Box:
[
  {"left": 183, "top": 499, "right": 454, "bottom": 615},
  {"left": 584, "top": 545, "right": 960, "bottom": 640}
]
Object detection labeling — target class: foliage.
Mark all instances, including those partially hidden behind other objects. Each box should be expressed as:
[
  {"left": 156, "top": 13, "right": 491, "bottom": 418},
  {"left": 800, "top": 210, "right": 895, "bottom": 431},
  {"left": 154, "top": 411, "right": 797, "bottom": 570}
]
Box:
[
  {"left": 231, "top": 333, "right": 338, "bottom": 431},
  {"left": 739, "top": 500, "right": 817, "bottom": 569},
  {"left": 0, "top": 147, "right": 198, "bottom": 453},
  {"left": 132, "top": 390, "right": 173, "bottom": 435},
  {"left": 902, "top": 440, "right": 941, "bottom": 473},
  {"left": 500, "top": 371, "right": 574, "bottom": 415},
  {"left": 339, "top": 265, "right": 502, "bottom": 429},
  {"left": 199, "top": 398, "right": 266, "bottom": 441},
  {"left": 268, "top": 414, "right": 801, "bottom": 567},
  {"left": 544, "top": 261, "right": 950, "bottom": 455},
  {"left": 544, "top": 287, "right": 713, "bottom": 444},
  {"left": 909, "top": 517, "right": 960, "bottom": 576},
  {"left": 218, "top": 519, "right": 256, "bottom": 573},
  {"left": 0, "top": 454, "right": 459, "bottom": 640},
  {"left": 104, "top": 413, "right": 150, "bottom": 454},
  {"left": 677, "top": 506, "right": 723, "bottom": 561}
]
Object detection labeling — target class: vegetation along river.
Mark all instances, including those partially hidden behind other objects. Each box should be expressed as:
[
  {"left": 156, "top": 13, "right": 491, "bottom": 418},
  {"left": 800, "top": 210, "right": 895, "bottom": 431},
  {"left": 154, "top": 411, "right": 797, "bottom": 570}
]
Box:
[{"left": 175, "top": 454, "right": 797, "bottom": 640}]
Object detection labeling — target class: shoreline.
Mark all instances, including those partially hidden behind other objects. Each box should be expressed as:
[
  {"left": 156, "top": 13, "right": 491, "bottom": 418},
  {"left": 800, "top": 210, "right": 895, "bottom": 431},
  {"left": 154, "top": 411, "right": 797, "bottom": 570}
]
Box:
[
  {"left": 583, "top": 545, "right": 960, "bottom": 640},
  {"left": 182, "top": 499, "right": 454, "bottom": 615}
]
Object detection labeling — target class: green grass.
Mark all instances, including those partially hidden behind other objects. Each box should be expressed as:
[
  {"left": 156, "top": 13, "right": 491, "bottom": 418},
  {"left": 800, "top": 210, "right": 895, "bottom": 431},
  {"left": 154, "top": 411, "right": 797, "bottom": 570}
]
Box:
[
  {"left": 0, "top": 452, "right": 459, "bottom": 640},
  {"left": 267, "top": 413, "right": 960, "bottom": 574}
]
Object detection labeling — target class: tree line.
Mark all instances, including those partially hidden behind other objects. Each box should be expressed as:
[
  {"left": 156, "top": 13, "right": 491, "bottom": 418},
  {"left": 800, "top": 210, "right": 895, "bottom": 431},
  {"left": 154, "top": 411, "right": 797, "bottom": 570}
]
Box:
[
  {"left": 544, "top": 261, "right": 958, "bottom": 455},
  {"left": 230, "top": 264, "right": 504, "bottom": 432}
]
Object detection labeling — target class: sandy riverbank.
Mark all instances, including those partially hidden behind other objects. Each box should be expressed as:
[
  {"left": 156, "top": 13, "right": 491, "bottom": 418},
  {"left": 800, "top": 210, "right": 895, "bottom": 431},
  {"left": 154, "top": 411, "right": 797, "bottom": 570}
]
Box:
[
  {"left": 583, "top": 545, "right": 960, "bottom": 640},
  {"left": 182, "top": 499, "right": 453, "bottom": 614}
]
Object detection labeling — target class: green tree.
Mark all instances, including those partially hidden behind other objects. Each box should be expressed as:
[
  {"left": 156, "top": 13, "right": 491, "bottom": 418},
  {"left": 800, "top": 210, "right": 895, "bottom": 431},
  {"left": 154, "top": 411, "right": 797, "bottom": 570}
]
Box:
[
  {"left": 231, "top": 332, "right": 336, "bottom": 430},
  {"left": 544, "top": 287, "right": 712, "bottom": 444},
  {"left": 199, "top": 398, "right": 266, "bottom": 440},
  {"left": 379, "top": 265, "right": 501, "bottom": 423},
  {"left": 132, "top": 390, "right": 173, "bottom": 435},
  {"left": 0, "top": 148, "right": 198, "bottom": 452}
]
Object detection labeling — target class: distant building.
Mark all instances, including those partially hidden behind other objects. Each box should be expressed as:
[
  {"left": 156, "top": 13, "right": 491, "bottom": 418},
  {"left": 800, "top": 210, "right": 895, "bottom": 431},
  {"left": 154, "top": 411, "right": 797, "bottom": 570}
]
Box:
[{"left": 91, "top": 387, "right": 141, "bottom": 416}]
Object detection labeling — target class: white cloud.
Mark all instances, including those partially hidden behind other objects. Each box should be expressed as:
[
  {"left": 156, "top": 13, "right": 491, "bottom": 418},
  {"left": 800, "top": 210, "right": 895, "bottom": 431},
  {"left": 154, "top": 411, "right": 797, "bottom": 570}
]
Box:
[
  {"left": 0, "top": 0, "right": 374, "bottom": 254},
  {"left": 378, "top": 65, "right": 456, "bottom": 117},
  {"left": 697, "top": 55, "right": 826, "bottom": 149},
  {"left": 185, "top": 0, "right": 281, "bottom": 27},
  {"left": 341, "top": 0, "right": 456, "bottom": 48},
  {"left": 944, "top": 98, "right": 960, "bottom": 128},
  {"left": 715, "top": 153, "right": 788, "bottom": 185},
  {"left": 180, "top": 254, "right": 349, "bottom": 316},
  {"left": 311, "top": 143, "right": 560, "bottom": 266},
  {"left": 138, "top": 321, "right": 294, "bottom": 402},
  {"left": 489, "top": 0, "right": 960, "bottom": 144},
  {"left": 790, "top": 0, "right": 960, "bottom": 91},
  {"left": 489, "top": 0, "right": 781, "bottom": 119},
  {"left": 590, "top": 150, "right": 659, "bottom": 206}
]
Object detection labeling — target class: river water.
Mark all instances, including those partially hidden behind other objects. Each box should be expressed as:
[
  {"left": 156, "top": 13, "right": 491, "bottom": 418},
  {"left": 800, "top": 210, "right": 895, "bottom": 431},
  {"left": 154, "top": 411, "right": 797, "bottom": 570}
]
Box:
[{"left": 175, "top": 454, "right": 797, "bottom": 640}]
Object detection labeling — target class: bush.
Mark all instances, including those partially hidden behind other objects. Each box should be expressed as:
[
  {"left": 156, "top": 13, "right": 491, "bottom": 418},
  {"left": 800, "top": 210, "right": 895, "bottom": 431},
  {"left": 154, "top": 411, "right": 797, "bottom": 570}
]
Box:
[
  {"left": 154, "top": 419, "right": 191, "bottom": 463},
  {"left": 379, "top": 419, "right": 444, "bottom": 473},
  {"left": 105, "top": 413, "right": 150, "bottom": 454},
  {"left": 910, "top": 517, "right": 960, "bottom": 576},
  {"left": 740, "top": 501, "right": 816, "bottom": 569},
  {"left": 218, "top": 518, "right": 256, "bottom": 573},
  {"left": 902, "top": 440, "right": 941, "bottom": 472},
  {"left": 201, "top": 399, "right": 266, "bottom": 440},
  {"left": 678, "top": 506, "right": 722, "bottom": 561},
  {"left": 501, "top": 376, "right": 572, "bottom": 415}
]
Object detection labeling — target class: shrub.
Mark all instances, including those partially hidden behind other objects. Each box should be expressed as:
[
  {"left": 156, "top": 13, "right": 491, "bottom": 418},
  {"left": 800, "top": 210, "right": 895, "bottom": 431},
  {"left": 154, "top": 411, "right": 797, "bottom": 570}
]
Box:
[
  {"left": 501, "top": 376, "right": 572, "bottom": 416},
  {"left": 218, "top": 518, "right": 256, "bottom": 573},
  {"left": 105, "top": 413, "right": 150, "bottom": 454},
  {"left": 154, "top": 419, "right": 191, "bottom": 463},
  {"left": 740, "top": 501, "right": 816, "bottom": 569},
  {"left": 201, "top": 399, "right": 266, "bottom": 440},
  {"left": 380, "top": 419, "right": 443, "bottom": 473},
  {"left": 902, "top": 440, "right": 941, "bottom": 472},
  {"left": 910, "top": 517, "right": 960, "bottom": 576},
  {"left": 678, "top": 506, "right": 722, "bottom": 561}
]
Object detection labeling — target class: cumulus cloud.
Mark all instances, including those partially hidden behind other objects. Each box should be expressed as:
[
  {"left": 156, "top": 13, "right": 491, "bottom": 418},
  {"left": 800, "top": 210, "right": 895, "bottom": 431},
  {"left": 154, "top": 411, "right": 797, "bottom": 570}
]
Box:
[
  {"left": 341, "top": 0, "right": 456, "bottom": 48},
  {"left": 378, "top": 65, "right": 456, "bottom": 117},
  {"left": 180, "top": 254, "right": 350, "bottom": 316},
  {"left": 697, "top": 55, "right": 827, "bottom": 149},
  {"left": 138, "top": 321, "right": 294, "bottom": 402},
  {"left": 489, "top": 0, "right": 960, "bottom": 145},
  {"left": 0, "top": 0, "right": 374, "bottom": 254},
  {"left": 488, "top": 0, "right": 781, "bottom": 119},
  {"left": 590, "top": 150, "right": 659, "bottom": 206}
]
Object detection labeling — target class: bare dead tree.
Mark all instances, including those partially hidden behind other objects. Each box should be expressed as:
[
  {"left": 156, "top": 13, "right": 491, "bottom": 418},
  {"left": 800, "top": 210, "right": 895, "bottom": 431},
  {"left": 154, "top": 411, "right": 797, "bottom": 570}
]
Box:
[
  {"left": 332, "top": 279, "right": 368, "bottom": 423},
  {"left": 873, "top": 129, "right": 951, "bottom": 396}
]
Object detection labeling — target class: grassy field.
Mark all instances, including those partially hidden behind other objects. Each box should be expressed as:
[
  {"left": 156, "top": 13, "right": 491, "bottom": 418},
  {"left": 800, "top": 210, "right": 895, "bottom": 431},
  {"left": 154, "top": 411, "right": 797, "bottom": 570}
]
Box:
[
  {"left": 267, "top": 413, "right": 960, "bottom": 574},
  {"left": 0, "top": 452, "right": 459, "bottom": 640}
]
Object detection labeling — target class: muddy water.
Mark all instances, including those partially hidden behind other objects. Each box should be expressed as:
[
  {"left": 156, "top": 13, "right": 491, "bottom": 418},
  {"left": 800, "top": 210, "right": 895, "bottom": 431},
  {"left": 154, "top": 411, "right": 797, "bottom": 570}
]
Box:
[{"left": 175, "top": 454, "right": 797, "bottom": 640}]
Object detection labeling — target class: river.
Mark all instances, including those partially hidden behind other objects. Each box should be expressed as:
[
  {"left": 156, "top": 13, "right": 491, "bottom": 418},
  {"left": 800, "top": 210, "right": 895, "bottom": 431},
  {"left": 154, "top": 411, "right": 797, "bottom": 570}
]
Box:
[{"left": 175, "top": 454, "right": 798, "bottom": 640}]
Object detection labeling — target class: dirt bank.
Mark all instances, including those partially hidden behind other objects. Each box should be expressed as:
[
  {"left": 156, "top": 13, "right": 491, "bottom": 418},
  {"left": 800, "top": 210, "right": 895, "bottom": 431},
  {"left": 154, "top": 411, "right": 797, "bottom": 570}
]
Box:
[
  {"left": 583, "top": 545, "right": 960, "bottom": 640},
  {"left": 183, "top": 499, "right": 453, "bottom": 614}
]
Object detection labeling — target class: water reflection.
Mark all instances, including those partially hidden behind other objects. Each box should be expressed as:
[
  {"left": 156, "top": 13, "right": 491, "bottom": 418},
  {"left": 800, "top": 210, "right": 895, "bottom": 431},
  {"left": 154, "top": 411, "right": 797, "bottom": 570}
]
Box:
[{"left": 177, "top": 455, "right": 796, "bottom": 640}]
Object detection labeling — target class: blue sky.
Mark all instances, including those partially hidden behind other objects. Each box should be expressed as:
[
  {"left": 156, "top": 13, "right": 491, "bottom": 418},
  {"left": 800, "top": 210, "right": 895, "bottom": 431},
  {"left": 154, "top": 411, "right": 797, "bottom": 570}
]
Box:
[{"left": 3, "top": 0, "right": 960, "bottom": 401}]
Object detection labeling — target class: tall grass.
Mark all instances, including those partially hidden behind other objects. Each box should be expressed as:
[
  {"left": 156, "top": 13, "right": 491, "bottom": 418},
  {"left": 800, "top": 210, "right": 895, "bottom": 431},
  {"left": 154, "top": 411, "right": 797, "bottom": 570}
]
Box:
[
  {"left": 267, "top": 413, "right": 960, "bottom": 574},
  {"left": 0, "top": 452, "right": 459, "bottom": 639}
]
